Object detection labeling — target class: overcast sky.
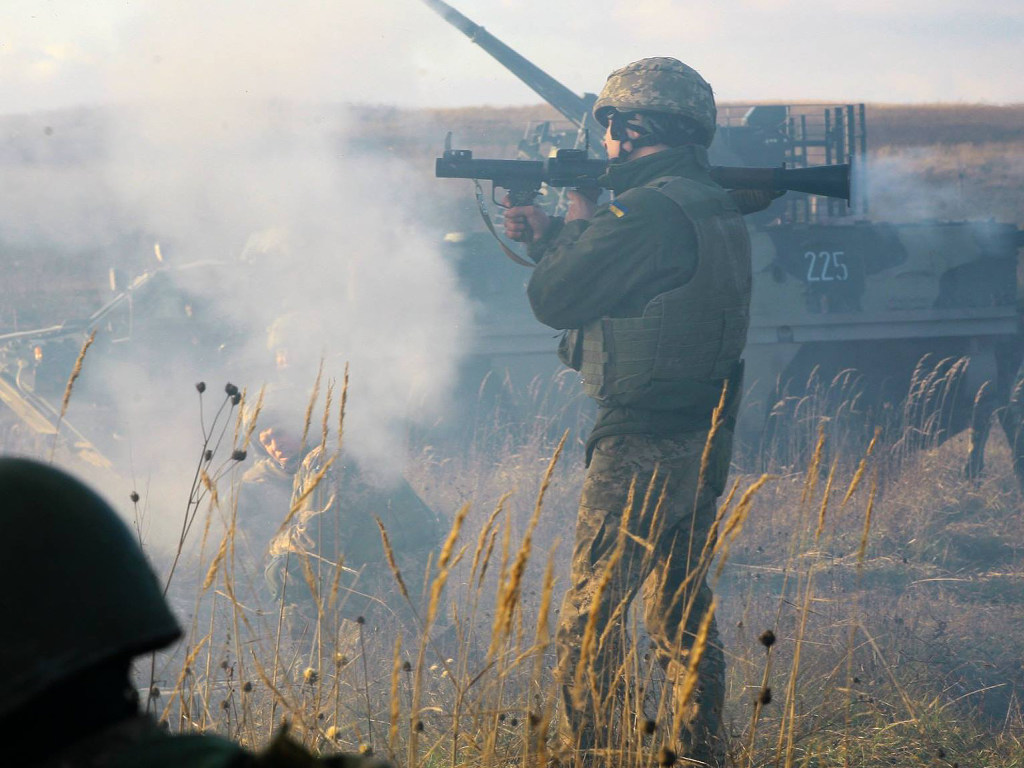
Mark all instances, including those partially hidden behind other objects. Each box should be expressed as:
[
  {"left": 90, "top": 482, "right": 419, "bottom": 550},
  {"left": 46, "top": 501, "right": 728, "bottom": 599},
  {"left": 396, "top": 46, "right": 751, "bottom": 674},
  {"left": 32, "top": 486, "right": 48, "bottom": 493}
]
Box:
[{"left": 2, "top": 0, "right": 1022, "bottom": 116}]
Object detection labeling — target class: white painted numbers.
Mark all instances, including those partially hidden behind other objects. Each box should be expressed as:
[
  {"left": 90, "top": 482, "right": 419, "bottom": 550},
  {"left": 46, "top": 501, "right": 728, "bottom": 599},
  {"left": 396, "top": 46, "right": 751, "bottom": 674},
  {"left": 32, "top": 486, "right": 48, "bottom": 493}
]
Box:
[{"left": 804, "top": 250, "right": 849, "bottom": 282}]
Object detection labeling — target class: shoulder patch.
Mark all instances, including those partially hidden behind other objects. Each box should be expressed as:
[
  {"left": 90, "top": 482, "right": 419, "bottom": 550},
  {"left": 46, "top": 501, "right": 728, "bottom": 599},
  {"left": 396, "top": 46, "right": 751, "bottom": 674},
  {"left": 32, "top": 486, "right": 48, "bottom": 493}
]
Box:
[{"left": 608, "top": 201, "right": 628, "bottom": 218}]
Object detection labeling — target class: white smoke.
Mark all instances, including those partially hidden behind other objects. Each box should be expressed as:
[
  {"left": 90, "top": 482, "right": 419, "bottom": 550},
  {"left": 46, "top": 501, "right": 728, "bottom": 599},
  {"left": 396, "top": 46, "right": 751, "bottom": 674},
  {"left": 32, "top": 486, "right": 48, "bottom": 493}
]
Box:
[
  {"left": 865, "top": 148, "right": 969, "bottom": 222},
  {"left": 0, "top": 3, "right": 475, "bottom": 553}
]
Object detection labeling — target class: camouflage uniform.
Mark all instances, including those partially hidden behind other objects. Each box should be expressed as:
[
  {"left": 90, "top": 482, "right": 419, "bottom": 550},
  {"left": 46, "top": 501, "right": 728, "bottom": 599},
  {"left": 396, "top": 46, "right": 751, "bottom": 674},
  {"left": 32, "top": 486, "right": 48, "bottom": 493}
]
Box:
[
  {"left": 33, "top": 714, "right": 387, "bottom": 767},
  {"left": 526, "top": 59, "right": 750, "bottom": 766},
  {"left": 245, "top": 445, "right": 441, "bottom": 627},
  {"left": 555, "top": 432, "right": 732, "bottom": 765},
  {"left": 238, "top": 456, "right": 297, "bottom": 559}
]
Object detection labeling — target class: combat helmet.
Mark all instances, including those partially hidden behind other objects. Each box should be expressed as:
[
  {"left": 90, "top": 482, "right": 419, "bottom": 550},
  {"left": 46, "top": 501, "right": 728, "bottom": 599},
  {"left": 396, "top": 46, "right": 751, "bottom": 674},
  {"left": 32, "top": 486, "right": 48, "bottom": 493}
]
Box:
[
  {"left": 0, "top": 459, "right": 182, "bottom": 718},
  {"left": 593, "top": 57, "right": 717, "bottom": 147}
]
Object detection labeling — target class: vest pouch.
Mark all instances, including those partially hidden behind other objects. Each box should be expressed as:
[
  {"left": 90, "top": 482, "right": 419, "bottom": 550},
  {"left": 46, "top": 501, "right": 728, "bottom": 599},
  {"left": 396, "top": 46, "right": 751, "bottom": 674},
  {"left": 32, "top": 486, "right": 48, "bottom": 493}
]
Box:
[
  {"left": 580, "top": 316, "right": 656, "bottom": 400},
  {"left": 575, "top": 175, "right": 750, "bottom": 411},
  {"left": 558, "top": 329, "right": 583, "bottom": 371}
]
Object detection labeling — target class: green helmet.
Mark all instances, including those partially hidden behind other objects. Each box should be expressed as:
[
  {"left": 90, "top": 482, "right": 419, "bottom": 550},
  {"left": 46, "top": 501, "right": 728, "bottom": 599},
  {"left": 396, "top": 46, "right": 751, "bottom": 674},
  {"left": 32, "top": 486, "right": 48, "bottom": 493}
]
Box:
[
  {"left": 0, "top": 459, "right": 181, "bottom": 718},
  {"left": 593, "top": 57, "right": 717, "bottom": 147}
]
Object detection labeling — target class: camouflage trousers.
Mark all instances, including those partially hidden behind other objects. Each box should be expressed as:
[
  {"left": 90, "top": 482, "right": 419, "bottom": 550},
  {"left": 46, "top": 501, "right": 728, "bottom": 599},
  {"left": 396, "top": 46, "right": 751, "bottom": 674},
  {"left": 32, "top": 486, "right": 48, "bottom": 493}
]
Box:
[
  {"left": 555, "top": 430, "right": 731, "bottom": 768},
  {"left": 966, "top": 362, "right": 1024, "bottom": 490}
]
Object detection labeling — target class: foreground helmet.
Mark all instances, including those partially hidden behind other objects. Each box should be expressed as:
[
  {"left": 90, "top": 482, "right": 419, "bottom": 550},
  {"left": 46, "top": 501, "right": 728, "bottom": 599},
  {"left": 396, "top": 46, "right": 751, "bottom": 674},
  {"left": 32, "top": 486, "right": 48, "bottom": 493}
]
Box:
[
  {"left": 0, "top": 459, "right": 182, "bottom": 718},
  {"left": 593, "top": 57, "right": 717, "bottom": 147}
]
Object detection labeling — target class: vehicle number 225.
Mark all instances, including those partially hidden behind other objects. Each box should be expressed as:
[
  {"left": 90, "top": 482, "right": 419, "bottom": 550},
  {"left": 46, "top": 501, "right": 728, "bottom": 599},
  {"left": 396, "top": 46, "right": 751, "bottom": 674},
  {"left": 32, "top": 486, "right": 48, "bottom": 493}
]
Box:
[{"left": 804, "top": 251, "right": 849, "bottom": 282}]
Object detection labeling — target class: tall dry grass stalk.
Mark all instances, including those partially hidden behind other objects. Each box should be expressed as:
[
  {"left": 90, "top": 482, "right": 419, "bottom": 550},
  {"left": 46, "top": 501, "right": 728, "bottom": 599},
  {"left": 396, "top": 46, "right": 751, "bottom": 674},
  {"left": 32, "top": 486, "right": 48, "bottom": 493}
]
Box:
[
  {"left": 377, "top": 518, "right": 411, "bottom": 604},
  {"left": 491, "top": 430, "right": 567, "bottom": 657},
  {"left": 48, "top": 328, "right": 96, "bottom": 462},
  {"left": 408, "top": 502, "right": 470, "bottom": 767},
  {"left": 670, "top": 598, "right": 717, "bottom": 743},
  {"left": 389, "top": 636, "right": 403, "bottom": 760},
  {"left": 299, "top": 360, "right": 324, "bottom": 456}
]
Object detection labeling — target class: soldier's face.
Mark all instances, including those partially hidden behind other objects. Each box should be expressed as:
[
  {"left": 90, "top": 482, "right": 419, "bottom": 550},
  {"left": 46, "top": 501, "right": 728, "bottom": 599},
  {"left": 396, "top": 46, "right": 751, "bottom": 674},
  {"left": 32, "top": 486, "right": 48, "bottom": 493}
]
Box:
[
  {"left": 259, "top": 427, "right": 299, "bottom": 469},
  {"left": 603, "top": 123, "right": 625, "bottom": 160},
  {"left": 603, "top": 122, "right": 639, "bottom": 161}
]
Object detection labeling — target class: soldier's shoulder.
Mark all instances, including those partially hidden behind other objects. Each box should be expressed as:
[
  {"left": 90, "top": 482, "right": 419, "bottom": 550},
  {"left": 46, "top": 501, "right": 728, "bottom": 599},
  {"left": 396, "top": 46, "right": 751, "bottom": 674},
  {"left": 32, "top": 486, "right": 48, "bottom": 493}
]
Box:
[
  {"left": 255, "top": 729, "right": 390, "bottom": 767},
  {"left": 242, "top": 458, "right": 292, "bottom": 485},
  {"left": 113, "top": 733, "right": 248, "bottom": 768},
  {"left": 641, "top": 175, "right": 737, "bottom": 219},
  {"left": 610, "top": 185, "right": 687, "bottom": 218},
  {"left": 110, "top": 725, "right": 384, "bottom": 768},
  {"left": 64, "top": 718, "right": 250, "bottom": 768}
]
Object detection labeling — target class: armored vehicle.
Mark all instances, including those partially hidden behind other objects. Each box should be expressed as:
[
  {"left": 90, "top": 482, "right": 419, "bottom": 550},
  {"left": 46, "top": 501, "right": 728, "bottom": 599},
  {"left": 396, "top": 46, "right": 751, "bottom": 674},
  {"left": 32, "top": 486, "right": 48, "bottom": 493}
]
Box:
[
  {"left": 425, "top": 0, "right": 1024, "bottom": 469},
  {"left": 0, "top": 259, "right": 243, "bottom": 467}
]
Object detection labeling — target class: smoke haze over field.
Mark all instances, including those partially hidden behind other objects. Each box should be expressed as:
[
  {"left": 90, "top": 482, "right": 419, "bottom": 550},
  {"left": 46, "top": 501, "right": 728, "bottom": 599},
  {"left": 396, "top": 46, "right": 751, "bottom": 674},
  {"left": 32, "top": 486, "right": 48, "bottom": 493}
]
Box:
[{"left": 0, "top": 5, "right": 476, "bottom": 552}]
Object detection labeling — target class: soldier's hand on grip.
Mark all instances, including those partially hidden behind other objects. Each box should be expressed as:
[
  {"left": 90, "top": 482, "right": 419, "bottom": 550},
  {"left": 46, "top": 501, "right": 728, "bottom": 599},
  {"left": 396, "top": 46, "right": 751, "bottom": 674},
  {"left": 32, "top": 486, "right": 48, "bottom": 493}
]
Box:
[
  {"left": 728, "top": 188, "right": 785, "bottom": 215},
  {"left": 502, "top": 196, "right": 551, "bottom": 244}
]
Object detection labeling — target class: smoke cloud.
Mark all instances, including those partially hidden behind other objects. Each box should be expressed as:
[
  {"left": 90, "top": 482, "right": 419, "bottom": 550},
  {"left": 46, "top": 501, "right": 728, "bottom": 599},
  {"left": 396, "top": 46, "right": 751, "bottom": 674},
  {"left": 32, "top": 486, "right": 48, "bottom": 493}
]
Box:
[{"left": 0, "top": 3, "right": 474, "bottom": 552}]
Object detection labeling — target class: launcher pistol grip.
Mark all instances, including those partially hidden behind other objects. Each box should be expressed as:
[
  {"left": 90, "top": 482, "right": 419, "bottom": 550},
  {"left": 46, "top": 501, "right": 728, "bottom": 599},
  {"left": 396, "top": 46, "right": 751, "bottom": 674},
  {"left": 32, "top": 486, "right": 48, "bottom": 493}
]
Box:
[{"left": 504, "top": 186, "right": 541, "bottom": 207}]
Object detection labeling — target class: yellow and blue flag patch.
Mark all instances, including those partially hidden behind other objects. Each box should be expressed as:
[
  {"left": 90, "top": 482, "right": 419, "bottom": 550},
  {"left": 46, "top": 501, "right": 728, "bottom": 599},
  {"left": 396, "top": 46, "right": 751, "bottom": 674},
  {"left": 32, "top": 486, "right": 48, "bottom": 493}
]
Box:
[{"left": 608, "top": 201, "right": 628, "bottom": 218}]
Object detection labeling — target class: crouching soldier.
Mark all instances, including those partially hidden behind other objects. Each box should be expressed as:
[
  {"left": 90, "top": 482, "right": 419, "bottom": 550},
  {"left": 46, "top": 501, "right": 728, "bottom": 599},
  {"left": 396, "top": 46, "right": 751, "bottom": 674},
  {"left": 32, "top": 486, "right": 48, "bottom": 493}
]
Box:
[
  {"left": 238, "top": 405, "right": 443, "bottom": 635},
  {"left": 0, "top": 457, "right": 388, "bottom": 768}
]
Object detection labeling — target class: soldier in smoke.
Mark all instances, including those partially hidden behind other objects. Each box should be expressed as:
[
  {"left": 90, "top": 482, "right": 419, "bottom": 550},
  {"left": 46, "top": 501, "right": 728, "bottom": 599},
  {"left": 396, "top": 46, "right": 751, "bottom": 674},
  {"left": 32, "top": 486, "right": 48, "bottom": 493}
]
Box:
[
  {"left": 0, "top": 457, "right": 386, "bottom": 767},
  {"left": 238, "top": 393, "right": 443, "bottom": 636},
  {"left": 236, "top": 311, "right": 444, "bottom": 635},
  {"left": 503, "top": 58, "right": 752, "bottom": 766}
]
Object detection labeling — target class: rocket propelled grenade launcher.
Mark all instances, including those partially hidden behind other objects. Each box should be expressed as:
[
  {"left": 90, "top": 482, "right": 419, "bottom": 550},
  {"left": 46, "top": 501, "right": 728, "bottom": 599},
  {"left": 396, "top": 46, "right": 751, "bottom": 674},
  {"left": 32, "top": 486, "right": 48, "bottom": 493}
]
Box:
[{"left": 436, "top": 138, "right": 852, "bottom": 205}]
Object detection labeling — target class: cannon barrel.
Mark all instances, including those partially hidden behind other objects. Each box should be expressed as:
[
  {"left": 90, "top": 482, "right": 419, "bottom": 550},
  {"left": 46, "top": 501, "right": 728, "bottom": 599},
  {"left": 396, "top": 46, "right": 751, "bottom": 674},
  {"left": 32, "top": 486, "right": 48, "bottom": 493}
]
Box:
[{"left": 419, "top": 0, "right": 600, "bottom": 134}]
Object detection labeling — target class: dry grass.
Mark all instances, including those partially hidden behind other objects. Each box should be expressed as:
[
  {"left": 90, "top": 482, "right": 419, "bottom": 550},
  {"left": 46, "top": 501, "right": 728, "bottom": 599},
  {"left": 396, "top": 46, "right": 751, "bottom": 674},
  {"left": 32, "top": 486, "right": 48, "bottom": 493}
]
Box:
[
  {"left": 865, "top": 104, "right": 1024, "bottom": 147},
  {"left": 3, "top": 339, "right": 1022, "bottom": 765},
  {"left": 101, "top": 360, "right": 1024, "bottom": 768}
]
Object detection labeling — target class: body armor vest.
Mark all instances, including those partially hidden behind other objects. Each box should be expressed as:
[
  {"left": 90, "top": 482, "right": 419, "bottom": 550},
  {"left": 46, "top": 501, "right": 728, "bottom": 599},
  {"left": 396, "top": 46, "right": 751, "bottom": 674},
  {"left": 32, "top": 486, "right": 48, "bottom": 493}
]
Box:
[{"left": 561, "top": 175, "right": 752, "bottom": 410}]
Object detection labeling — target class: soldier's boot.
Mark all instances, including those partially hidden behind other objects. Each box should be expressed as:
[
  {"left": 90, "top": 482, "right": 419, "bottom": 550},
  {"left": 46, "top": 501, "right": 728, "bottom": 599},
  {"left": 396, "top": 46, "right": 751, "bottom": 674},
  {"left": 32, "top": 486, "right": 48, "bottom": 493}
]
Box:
[
  {"left": 998, "top": 372, "right": 1024, "bottom": 493},
  {"left": 964, "top": 380, "right": 994, "bottom": 480},
  {"left": 671, "top": 629, "right": 727, "bottom": 768},
  {"left": 554, "top": 577, "right": 631, "bottom": 768}
]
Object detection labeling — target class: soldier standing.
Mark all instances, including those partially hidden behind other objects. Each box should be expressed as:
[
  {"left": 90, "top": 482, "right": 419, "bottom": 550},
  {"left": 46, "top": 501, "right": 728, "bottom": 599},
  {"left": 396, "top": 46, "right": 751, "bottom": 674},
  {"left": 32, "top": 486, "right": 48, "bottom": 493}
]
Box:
[
  {"left": 504, "top": 58, "right": 752, "bottom": 767},
  {"left": 0, "top": 457, "right": 385, "bottom": 768}
]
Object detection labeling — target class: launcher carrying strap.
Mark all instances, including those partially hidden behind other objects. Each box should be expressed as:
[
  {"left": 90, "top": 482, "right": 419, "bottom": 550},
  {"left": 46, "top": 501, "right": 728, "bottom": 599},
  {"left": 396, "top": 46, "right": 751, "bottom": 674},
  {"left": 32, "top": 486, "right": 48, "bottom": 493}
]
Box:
[{"left": 474, "top": 180, "right": 535, "bottom": 268}]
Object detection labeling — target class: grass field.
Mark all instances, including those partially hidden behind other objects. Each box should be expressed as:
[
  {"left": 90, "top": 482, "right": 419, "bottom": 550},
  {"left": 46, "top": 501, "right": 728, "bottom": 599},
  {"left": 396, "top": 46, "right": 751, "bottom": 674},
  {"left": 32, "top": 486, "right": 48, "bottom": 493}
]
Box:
[
  {"left": 102, "top": 366, "right": 1024, "bottom": 768},
  {"left": 3, "top": 102, "right": 1024, "bottom": 765}
]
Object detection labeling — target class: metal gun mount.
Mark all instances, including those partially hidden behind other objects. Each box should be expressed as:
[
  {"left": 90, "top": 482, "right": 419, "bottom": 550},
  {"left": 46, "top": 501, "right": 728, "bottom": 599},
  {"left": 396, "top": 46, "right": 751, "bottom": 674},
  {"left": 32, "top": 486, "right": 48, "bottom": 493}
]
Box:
[{"left": 420, "top": 0, "right": 604, "bottom": 144}]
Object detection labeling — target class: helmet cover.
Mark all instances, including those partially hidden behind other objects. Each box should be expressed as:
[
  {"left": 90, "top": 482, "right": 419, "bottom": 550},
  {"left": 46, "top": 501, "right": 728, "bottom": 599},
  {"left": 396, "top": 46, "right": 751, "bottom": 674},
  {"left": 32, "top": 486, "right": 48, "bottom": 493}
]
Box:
[{"left": 593, "top": 57, "right": 717, "bottom": 146}]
